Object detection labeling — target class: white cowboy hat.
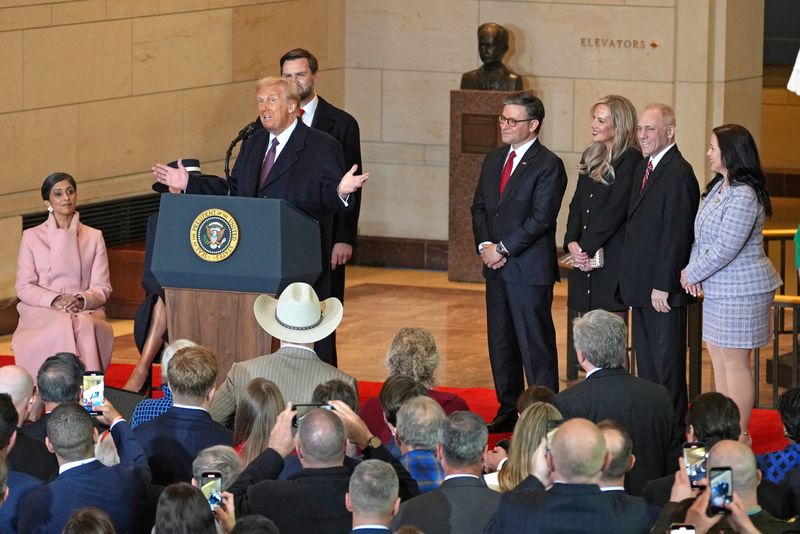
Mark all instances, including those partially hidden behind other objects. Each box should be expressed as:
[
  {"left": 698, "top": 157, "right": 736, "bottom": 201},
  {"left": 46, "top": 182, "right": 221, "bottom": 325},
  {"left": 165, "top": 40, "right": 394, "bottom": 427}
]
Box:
[{"left": 253, "top": 282, "right": 343, "bottom": 344}]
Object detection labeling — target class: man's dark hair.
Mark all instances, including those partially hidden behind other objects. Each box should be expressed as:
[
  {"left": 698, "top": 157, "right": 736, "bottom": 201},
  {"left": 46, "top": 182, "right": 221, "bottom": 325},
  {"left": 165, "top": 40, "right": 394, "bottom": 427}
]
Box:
[
  {"left": 502, "top": 91, "right": 545, "bottom": 134},
  {"left": 62, "top": 507, "right": 115, "bottom": 534},
  {"left": 37, "top": 352, "right": 85, "bottom": 403},
  {"left": 312, "top": 379, "right": 359, "bottom": 413},
  {"left": 517, "top": 385, "right": 555, "bottom": 413},
  {"left": 597, "top": 419, "right": 633, "bottom": 479},
  {"left": 231, "top": 515, "right": 280, "bottom": 534},
  {"left": 439, "top": 411, "right": 487, "bottom": 468},
  {"left": 686, "top": 392, "right": 740, "bottom": 447},
  {"left": 378, "top": 375, "right": 427, "bottom": 427},
  {"left": 46, "top": 402, "right": 95, "bottom": 461},
  {"left": 779, "top": 387, "right": 800, "bottom": 441},
  {"left": 0, "top": 393, "right": 19, "bottom": 450},
  {"left": 280, "top": 48, "right": 319, "bottom": 74}
]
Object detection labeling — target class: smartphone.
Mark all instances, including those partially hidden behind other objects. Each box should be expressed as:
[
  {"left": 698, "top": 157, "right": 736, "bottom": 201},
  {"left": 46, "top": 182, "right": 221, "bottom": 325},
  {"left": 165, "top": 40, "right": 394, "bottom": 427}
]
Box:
[
  {"left": 200, "top": 471, "right": 223, "bottom": 511},
  {"left": 708, "top": 467, "right": 733, "bottom": 515},
  {"left": 669, "top": 525, "right": 696, "bottom": 534},
  {"left": 546, "top": 420, "right": 563, "bottom": 451},
  {"left": 682, "top": 442, "right": 707, "bottom": 489},
  {"left": 292, "top": 403, "right": 334, "bottom": 428},
  {"left": 81, "top": 371, "right": 104, "bottom": 415}
]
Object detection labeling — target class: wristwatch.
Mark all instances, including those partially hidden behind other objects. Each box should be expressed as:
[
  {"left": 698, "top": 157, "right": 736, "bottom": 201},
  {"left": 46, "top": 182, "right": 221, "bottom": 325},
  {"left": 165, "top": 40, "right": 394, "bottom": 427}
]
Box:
[
  {"left": 364, "top": 435, "right": 382, "bottom": 450},
  {"left": 496, "top": 242, "right": 510, "bottom": 257}
]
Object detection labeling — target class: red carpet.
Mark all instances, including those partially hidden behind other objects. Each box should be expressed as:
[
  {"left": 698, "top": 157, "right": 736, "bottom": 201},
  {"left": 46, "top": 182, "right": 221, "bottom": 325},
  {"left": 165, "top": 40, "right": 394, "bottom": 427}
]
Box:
[{"left": 1, "top": 356, "right": 786, "bottom": 455}]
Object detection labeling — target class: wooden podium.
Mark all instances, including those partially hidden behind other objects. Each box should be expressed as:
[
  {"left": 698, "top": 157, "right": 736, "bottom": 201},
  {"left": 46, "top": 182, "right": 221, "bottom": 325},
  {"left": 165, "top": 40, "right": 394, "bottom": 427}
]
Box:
[{"left": 152, "top": 195, "right": 322, "bottom": 385}]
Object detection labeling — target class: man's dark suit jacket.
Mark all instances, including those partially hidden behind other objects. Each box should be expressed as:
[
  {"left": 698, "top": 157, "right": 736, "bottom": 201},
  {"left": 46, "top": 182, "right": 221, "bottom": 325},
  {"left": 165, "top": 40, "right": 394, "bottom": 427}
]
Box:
[
  {"left": 391, "top": 475, "right": 501, "bottom": 533},
  {"left": 185, "top": 120, "right": 349, "bottom": 299},
  {"left": 552, "top": 367, "right": 679, "bottom": 495},
  {"left": 485, "top": 476, "right": 650, "bottom": 534},
  {"left": 641, "top": 472, "right": 794, "bottom": 519},
  {"left": 472, "top": 140, "right": 568, "bottom": 286},
  {"left": 618, "top": 145, "right": 699, "bottom": 308},
  {"left": 21, "top": 412, "right": 49, "bottom": 443},
  {"left": 0, "top": 469, "right": 43, "bottom": 533},
  {"left": 133, "top": 406, "right": 233, "bottom": 485},
  {"left": 9, "top": 428, "right": 58, "bottom": 481},
  {"left": 18, "top": 421, "right": 151, "bottom": 534},
  {"left": 229, "top": 446, "right": 420, "bottom": 534}
]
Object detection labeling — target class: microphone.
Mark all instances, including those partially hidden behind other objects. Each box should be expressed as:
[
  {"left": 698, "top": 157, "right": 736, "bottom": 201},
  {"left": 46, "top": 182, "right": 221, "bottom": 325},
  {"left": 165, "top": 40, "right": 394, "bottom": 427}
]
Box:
[{"left": 225, "top": 120, "right": 259, "bottom": 180}]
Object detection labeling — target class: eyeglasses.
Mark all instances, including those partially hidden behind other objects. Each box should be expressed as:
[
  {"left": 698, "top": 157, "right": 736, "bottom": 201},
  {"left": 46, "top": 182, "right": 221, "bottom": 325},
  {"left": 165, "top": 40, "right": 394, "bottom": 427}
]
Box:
[{"left": 498, "top": 115, "right": 534, "bottom": 127}]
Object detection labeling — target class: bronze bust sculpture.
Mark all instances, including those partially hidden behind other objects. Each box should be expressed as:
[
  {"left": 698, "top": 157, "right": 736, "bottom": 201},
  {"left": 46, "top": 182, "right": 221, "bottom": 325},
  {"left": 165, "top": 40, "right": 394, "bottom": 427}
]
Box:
[{"left": 461, "top": 23, "right": 524, "bottom": 91}]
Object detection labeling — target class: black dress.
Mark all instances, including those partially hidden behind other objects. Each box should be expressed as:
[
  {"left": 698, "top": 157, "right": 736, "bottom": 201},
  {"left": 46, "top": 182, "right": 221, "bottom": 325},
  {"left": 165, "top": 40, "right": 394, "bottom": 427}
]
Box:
[
  {"left": 133, "top": 213, "right": 167, "bottom": 354},
  {"left": 563, "top": 146, "right": 643, "bottom": 312}
]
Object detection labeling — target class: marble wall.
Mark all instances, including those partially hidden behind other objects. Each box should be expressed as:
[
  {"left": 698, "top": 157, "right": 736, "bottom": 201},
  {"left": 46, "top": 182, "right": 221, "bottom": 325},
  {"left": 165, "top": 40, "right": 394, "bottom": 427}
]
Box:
[{"left": 0, "top": 0, "right": 765, "bottom": 299}]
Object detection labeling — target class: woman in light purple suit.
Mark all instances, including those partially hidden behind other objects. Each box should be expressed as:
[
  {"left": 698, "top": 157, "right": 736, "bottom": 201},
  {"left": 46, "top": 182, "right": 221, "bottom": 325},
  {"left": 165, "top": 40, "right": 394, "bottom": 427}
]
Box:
[
  {"left": 12, "top": 172, "right": 114, "bottom": 379},
  {"left": 681, "top": 125, "right": 781, "bottom": 443}
]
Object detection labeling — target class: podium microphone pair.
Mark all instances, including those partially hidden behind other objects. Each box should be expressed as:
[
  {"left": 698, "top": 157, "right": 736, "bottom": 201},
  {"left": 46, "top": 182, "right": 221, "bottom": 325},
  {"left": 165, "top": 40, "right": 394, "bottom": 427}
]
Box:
[{"left": 224, "top": 119, "right": 259, "bottom": 180}]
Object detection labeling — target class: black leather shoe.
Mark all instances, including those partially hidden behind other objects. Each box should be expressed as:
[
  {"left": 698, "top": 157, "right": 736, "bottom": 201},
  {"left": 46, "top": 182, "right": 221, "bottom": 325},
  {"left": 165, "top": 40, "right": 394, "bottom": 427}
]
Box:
[{"left": 486, "top": 412, "right": 518, "bottom": 433}]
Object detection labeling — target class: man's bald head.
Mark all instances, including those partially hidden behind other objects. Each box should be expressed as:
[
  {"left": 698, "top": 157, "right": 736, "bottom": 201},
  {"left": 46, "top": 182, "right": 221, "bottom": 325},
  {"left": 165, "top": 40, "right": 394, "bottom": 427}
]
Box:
[
  {"left": 297, "top": 408, "right": 346, "bottom": 467},
  {"left": 708, "top": 440, "right": 759, "bottom": 499},
  {"left": 550, "top": 418, "right": 608, "bottom": 483},
  {"left": 0, "top": 366, "right": 35, "bottom": 422}
]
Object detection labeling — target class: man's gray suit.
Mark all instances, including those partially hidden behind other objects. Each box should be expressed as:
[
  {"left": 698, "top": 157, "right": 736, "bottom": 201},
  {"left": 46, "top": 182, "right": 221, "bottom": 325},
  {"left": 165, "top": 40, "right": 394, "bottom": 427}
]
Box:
[{"left": 209, "top": 346, "right": 357, "bottom": 427}]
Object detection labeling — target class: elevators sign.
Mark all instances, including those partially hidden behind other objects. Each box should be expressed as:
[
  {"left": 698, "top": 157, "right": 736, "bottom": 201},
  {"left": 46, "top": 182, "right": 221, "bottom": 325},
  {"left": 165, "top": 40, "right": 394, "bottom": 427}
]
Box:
[{"left": 461, "top": 113, "right": 501, "bottom": 154}]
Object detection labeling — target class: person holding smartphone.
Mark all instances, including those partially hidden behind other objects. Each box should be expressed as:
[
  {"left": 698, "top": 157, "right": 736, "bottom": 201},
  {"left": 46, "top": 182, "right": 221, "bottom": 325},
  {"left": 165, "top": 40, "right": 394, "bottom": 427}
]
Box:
[{"left": 652, "top": 440, "right": 794, "bottom": 533}]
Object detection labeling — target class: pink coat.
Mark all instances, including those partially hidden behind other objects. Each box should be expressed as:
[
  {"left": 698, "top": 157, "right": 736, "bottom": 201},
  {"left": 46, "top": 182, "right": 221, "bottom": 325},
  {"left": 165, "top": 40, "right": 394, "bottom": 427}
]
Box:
[{"left": 12, "top": 212, "right": 114, "bottom": 378}]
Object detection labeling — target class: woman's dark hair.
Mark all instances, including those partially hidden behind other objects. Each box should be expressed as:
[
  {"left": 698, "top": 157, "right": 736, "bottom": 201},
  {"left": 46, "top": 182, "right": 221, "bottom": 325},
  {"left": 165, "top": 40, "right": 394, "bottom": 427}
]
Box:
[
  {"left": 685, "top": 392, "right": 740, "bottom": 448},
  {"left": 41, "top": 172, "right": 77, "bottom": 201},
  {"left": 703, "top": 124, "right": 772, "bottom": 217},
  {"left": 154, "top": 482, "right": 215, "bottom": 534},
  {"left": 62, "top": 507, "right": 116, "bottom": 534},
  {"left": 779, "top": 387, "right": 800, "bottom": 442}
]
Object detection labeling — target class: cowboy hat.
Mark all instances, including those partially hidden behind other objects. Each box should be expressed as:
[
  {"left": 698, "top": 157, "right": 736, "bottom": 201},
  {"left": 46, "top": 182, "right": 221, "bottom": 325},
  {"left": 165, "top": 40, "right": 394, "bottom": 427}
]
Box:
[{"left": 253, "top": 282, "right": 343, "bottom": 344}]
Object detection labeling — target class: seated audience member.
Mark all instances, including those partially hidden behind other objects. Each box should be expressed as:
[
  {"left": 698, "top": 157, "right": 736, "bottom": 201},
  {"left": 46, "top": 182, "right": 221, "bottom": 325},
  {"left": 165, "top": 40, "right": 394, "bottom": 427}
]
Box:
[
  {"left": 134, "top": 345, "right": 232, "bottom": 485},
  {"left": 130, "top": 339, "right": 197, "bottom": 428},
  {"left": 154, "top": 482, "right": 216, "bottom": 534},
  {"left": 393, "top": 411, "right": 501, "bottom": 533},
  {"left": 758, "top": 387, "right": 800, "bottom": 484},
  {"left": 517, "top": 385, "right": 556, "bottom": 413},
  {"left": 653, "top": 440, "right": 795, "bottom": 533},
  {"left": 375, "top": 375, "right": 428, "bottom": 456},
  {"left": 62, "top": 507, "right": 116, "bottom": 534},
  {"left": 396, "top": 396, "right": 446, "bottom": 492},
  {"left": 230, "top": 515, "right": 280, "bottom": 534},
  {"left": 192, "top": 445, "right": 243, "bottom": 492},
  {"left": 0, "top": 393, "right": 43, "bottom": 533},
  {"left": 18, "top": 401, "right": 150, "bottom": 533},
  {"left": 12, "top": 172, "right": 114, "bottom": 379},
  {"left": 313, "top": 378, "right": 360, "bottom": 412},
  {"left": 496, "top": 402, "right": 563, "bottom": 492},
  {"left": 485, "top": 418, "right": 650, "bottom": 534},
  {"left": 347, "top": 460, "right": 400, "bottom": 533},
  {"left": 23, "top": 352, "right": 85, "bottom": 443},
  {"left": 552, "top": 309, "right": 677, "bottom": 495},
  {"left": 228, "top": 401, "right": 419, "bottom": 534},
  {"left": 362, "top": 328, "right": 469, "bottom": 444},
  {"left": 210, "top": 282, "right": 357, "bottom": 427},
  {"left": 0, "top": 364, "right": 58, "bottom": 480},
  {"left": 232, "top": 378, "right": 283, "bottom": 466},
  {"left": 642, "top": 392, "right": 792, "bottom": 519}
]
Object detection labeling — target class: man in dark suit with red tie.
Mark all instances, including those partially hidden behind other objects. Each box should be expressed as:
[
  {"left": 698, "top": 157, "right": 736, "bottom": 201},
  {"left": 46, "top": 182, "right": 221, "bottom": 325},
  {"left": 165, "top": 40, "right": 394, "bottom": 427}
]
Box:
[
  {"left": 280, "top": 48, "right": 363, "bottom": 367},
  {"left": 471, "top": 92, "right": 568, "bottom": 433},
  {"left": 152, "top": 77, "right": 367, "bottom": 366},
  {"left": 618, "top": 104, "right": 699, "bottom": 424}
]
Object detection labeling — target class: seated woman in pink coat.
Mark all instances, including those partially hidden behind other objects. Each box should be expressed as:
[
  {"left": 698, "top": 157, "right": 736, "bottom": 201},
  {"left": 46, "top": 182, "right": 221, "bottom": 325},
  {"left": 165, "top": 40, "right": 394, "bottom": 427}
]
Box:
[{"left": 12, "top": 172, "right": 114, "bottom": 378}]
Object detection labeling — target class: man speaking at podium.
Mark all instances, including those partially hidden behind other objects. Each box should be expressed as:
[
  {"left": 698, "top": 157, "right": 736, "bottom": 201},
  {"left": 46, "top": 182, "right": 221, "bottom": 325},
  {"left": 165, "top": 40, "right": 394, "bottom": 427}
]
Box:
[{"left": 152, "top": 77, "right": 368, "bottom": 365}]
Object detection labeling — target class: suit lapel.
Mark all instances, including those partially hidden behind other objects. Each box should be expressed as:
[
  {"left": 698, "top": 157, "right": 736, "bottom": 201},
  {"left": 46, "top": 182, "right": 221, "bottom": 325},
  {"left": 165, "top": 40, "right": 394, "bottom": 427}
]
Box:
[
  {"left": 263, "top": 122, "right": 304, "bottom": 189},
  {"left": 628, "top": 145, "right": 677, "bottom": 215},
  {"left": 311, "top": 97, "right": 335, "bottom": 133},
  {"left": 498, "top": 141, "right": 541, "bottom": 208},
  {"left": 246, "top": 131, "right": 270, "bottom": 197}
]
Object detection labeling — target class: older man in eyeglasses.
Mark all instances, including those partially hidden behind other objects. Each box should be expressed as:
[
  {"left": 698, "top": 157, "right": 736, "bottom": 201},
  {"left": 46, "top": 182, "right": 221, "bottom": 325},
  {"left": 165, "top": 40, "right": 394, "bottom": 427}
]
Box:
[{"left": 471, "top": 91, "right": 568, "bottom": 433}]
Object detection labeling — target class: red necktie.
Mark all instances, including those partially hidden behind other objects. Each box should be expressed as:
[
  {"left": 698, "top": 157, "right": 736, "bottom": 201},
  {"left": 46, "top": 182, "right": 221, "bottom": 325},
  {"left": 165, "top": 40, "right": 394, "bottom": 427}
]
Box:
[
  {"left": 258, "top": 137, "right": 279, "bottom": 189},
  {"left": 298, "top": 108, "right": 305, "bottom": 118},
  {"left": 499, "top": 150, "right": 516, "bottom": 195},
  {"left": 639, "top": 159, "right": 653, "bottom": 192}
]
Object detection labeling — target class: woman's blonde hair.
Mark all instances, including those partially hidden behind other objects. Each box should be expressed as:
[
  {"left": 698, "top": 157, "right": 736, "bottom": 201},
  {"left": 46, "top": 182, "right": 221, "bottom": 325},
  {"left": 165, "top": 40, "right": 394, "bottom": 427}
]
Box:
[
  {"left": 233, "top": 378, "right": 285, "bottom": 467},
  {"left": 385, "top": 327, "right": 440, "bottom": 389},
  {"left": 498, "top": 402, "right": 563, "bottom": 492},
  {"left": 579, "top": 95, "right": 638, "bottom": 184}
]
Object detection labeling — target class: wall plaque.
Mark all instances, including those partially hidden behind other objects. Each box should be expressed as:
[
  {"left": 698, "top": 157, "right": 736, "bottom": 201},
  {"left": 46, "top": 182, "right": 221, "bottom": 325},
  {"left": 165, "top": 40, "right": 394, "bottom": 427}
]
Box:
[{"left": 461, "top": 113, "right": 500, "bottom": 154}]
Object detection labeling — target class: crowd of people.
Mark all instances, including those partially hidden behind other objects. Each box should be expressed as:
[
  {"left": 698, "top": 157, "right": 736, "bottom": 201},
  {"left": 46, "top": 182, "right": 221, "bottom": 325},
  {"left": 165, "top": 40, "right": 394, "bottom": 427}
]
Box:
[{"left": 1, "top": 38, "right": 796, "bottom": 533}]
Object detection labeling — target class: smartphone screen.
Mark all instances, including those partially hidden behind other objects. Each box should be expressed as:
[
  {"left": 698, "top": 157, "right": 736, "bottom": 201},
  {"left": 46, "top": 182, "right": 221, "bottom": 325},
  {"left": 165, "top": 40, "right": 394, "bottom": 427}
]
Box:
[
  {"left": 682, "top": 442, "right": 707, "bottom": 488},
  {"left": 81, "top": 372, "right": 104, "bottom": 415},
  {"left": 546, "top": 420, "right": 563, "bottom": 451},
  {"left": 200, "top": 472, "right": 223, "bottom": 510},
  {"left": 708, "top": 467, "right": 733, "bottom": 515},
  {"left": 669, "top": 525, "right": 696, "bottom": 534}
]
